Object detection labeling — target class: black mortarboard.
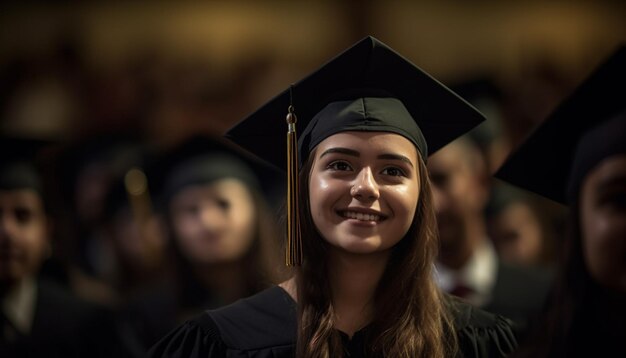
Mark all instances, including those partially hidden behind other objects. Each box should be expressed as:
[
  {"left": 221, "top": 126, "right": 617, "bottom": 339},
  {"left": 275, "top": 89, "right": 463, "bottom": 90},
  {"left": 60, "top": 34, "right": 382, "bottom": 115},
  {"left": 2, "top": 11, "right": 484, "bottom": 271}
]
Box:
[
  {"left": 149, "top": 134, "right": 284, "bottom": 211},
  {"left": 56, "top": 132, "right": 145, "bottom": 203},
  {"left": 225, "top": 36, "right": 486, "bottom": 169},
  {"left": 224, "top": 36, "right": 487, "bottom": 266},
  {"left": 495, "top": 44, "right": 626, "bottom": 205},
  {"left": 0, "top": 135, "right": 52, "bottom": 194}
]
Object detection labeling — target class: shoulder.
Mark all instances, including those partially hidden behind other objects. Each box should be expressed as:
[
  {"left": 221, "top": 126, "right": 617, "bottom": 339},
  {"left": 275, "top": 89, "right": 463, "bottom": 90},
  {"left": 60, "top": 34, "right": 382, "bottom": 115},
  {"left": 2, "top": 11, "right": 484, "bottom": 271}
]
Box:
[
  {"left": 33, "top": 279, "right": 119, "bottom": 356},
  {"left": 209, "top": 285, "right": 297, "bottom": 350},
  {"left": 36, "top": 279, "right": 112, "bottom": 325},
  {"left": 446, "top": 295, "right": 518, "bottom": 358},
  {"left": 495, "top": 262, "right": 554, "bottom": 291},
  {"left": 488, "top": 262, "right": 554, "bottom": 318},
  {"left": 149, "top": 286, "right": 296, "bottom": 358}
]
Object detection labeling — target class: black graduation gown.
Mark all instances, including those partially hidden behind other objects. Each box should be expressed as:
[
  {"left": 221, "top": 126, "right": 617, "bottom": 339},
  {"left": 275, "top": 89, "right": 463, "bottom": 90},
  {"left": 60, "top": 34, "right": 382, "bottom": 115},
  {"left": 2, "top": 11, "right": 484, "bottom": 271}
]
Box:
[
  {"left": 483, "top": 262, "right": 553, "bottom": 339},
  {"left": 0, "top": 279, "right": 118, "bottom": 358},
  {"left": 149, "top": 286, "right": 517, "bottom": 358}
]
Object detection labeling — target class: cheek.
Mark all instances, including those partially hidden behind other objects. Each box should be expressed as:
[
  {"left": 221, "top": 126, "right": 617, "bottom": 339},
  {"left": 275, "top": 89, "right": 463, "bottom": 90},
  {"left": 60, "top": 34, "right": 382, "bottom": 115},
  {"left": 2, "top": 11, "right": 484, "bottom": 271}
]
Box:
[
  {"left": 581, "top": 209, "right": 626, "bottom": 283},
  {"left": 171, "top": 212, "right": 199, "bottom": 245},
  {"left": 309, "top": 176, "right": 334, "bottom": 217},
  {"left": 229, "top": 202, "right": 256, "bottom": 243},
  {"left": 391, "top": 185, "right": 419, "bottom": 220},
  {"left": 21, "top": 222, "right": 48, "bottom": 266},
  {"left": 581, "top": 207, "right": 615, "bottom": 255}
]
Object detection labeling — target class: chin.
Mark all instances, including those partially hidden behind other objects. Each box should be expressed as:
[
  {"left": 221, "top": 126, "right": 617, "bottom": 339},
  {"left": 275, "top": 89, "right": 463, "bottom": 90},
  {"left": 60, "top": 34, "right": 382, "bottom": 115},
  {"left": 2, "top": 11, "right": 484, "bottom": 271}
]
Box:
[{"left": 336, "top": 237, "right": 387, "bottom": 254}]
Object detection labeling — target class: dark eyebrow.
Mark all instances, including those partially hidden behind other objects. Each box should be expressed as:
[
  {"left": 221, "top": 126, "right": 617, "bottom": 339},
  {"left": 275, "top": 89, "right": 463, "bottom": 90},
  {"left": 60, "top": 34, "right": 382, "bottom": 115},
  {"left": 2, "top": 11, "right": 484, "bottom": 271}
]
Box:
[
  {"left": 319, "top": 148, "right": 414, "bottom": 168},
  {"left": 378, "top": 153, "right": 414, "bottom": 168},
  {"left": 596, "top": 175, "right": 626, "bottom": 191},
  {"left": 320, "top": 147, "right": 360, "bottom": 158}
]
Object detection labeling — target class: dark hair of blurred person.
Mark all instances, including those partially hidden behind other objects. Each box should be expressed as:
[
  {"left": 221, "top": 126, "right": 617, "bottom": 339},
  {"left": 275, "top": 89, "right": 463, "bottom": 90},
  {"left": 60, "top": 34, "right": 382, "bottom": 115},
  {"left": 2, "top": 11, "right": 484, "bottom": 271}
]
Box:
[
  {"left": 496, "top": 44, "right": 626, "bottom": 357},
  {"left": 116, "top": 134, "right": 284, "bottom": 357},
  {"left": 0, "top": 135, "right": 118, "bottom": 357}
]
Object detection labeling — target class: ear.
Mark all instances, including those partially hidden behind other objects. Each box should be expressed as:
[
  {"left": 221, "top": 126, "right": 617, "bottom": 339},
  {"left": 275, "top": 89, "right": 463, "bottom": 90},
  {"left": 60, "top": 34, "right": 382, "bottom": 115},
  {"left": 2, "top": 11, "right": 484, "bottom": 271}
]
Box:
[{"left": 474, "top": 174, "right": 492, "bottom": 210}]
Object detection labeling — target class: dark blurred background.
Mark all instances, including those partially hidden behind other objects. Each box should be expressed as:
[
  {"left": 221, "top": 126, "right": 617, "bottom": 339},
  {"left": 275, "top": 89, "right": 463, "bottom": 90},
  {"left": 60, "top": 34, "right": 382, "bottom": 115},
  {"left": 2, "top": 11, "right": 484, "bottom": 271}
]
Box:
[{"left": 1, "top": 1, "right": 624, "bottom": 150}]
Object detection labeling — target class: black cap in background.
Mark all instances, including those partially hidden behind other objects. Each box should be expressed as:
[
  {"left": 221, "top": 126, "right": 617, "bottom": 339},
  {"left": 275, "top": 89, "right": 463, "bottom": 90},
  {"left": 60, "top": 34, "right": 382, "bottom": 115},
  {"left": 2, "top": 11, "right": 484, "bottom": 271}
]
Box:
[
  {"left": 147, "top": 134, "right": 285, "bottom": 211},
  {"left": 495, "top": 44, "right": 626, "bottom": 205},
  {"left": 0, "top": 135, "right": 54, "bottom": 194}
]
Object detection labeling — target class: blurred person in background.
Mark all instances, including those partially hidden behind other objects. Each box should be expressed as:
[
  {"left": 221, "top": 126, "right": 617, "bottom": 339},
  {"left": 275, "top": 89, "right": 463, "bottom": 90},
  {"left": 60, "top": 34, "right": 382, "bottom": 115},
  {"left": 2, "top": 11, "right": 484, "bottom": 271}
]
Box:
[
  {"left": 497, "top": 44, "right": 626, "bottom": 358},
  {"left": 53, "top": 133, "right": 151, "bottom": 306},
  {"left": 0, "top": 136, "right": 117, "bottom": 357},
  {"left": 428, "top": 136, "right": 553, "bottom": 338},
  {"left": 487, "top": 185, "right": 563, "bottom": 269},
  {"left": 117, "top": 134, "right": 285, "bottom": 357},
  {"left": 99, "top": 147, "right": 167, "bottom": 302}
]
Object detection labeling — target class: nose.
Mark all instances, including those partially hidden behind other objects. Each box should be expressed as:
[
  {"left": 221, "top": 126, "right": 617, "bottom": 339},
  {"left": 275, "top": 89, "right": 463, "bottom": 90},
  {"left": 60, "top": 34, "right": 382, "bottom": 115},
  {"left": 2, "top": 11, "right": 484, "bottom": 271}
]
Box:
[
  {"left": 351, "top": 167, "right": 379, "bottom": 201},
  {"left": 199, "top": 203, "right": 226, "bottom": 231}
]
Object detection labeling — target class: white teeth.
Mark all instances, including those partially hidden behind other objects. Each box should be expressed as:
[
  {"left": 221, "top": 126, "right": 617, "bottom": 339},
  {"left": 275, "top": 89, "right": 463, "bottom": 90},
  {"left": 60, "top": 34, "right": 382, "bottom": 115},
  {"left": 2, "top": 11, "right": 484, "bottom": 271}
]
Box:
[{"left": 342, "top": 211, "right": 381, "bottom": 221}]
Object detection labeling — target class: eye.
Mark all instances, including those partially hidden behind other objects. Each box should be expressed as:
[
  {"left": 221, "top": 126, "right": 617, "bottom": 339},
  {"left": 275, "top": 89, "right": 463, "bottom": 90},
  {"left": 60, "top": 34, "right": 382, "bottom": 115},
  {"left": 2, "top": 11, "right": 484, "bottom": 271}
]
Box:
[
  {"left": 14, "top": 207, "right": 34, "bottom": 224},
  {"left": 381, "top": 166, "right": 406, "bottom": 177},
  {"left": 327, "top": 161, "right": 353, "bottom": 172},
  {"left": 599, "top": 192, "right": 626, "bottom": 212},
  {"left": 180, "top": 204, "right": 199, "bottom": 215},
  {"left": 216, "top": 198, "right": 231, "bottom": 211},
  {"left": 429, "top": 172, "right": 449, "bottom": 188}
]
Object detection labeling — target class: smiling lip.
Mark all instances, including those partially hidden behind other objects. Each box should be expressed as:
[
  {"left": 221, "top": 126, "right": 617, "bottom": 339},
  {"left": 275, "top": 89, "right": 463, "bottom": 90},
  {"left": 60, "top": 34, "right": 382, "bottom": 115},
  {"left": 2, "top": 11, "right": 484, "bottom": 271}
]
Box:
[{"left": 337, "top": 208, "right": 387, "bottom": 222}]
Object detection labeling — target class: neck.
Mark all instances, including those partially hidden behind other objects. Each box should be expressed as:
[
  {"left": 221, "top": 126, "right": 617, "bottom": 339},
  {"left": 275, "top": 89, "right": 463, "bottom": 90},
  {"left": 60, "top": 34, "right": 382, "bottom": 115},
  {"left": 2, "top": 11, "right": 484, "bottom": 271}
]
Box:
[
  {"left": 191, "top": 261, "right": 249, "bottom": 304},
  {"left": 327, "top": 247, "right": 390, "bottom": 337},
  {"left": 439, "top": 214, "right": 486, "bottom": 270}
]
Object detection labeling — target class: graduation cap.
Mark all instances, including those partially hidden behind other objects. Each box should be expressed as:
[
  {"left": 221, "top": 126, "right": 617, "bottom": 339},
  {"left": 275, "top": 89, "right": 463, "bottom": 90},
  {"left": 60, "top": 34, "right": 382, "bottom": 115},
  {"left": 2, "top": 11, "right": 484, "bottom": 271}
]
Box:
[
  {"left": 55, "top": 132, "right": 146, "bottom": 204},
  {"left": 0, "top": 135, "right": 52, "bottom": 194},
  {"left": 495, "top": 44, "right": 626, "bottom": 205},
  {"left": 149, "top": 134, "right": 284, "bottom": 212},
  {"left": 224, "top": 36, "right": 487, "bottom": 266}
]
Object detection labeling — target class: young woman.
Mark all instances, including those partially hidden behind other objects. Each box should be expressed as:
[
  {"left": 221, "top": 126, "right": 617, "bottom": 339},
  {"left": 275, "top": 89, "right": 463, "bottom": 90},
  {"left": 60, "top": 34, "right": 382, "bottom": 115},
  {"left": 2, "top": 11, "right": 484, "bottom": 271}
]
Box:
[
  {"left": 117, "top": 134, "right": 284, "bottom": 356},
  {"left": 496, "top": 45, "right": 626, "bottom": 358},
  {"left": 149, "top": 36, "right": 517, "bottom": 358}
]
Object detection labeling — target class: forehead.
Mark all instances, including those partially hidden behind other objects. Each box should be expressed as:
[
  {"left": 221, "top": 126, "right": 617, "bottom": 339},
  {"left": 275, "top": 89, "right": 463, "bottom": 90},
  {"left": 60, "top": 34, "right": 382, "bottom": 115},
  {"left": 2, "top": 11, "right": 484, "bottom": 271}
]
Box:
[
  {"left": 313, "top": 131, "right": 418, "bottom": 158},
  {"left": 427, "top": 143, "right": 465, "bottom": 172},
  {"left": 0, "top": 189, "right": 44, "bottom": 207},
  {"left": 584, "top": 155, "right": 626, "bottom": 187},
  {"left": 172, "top": 178, "right": 251, "bottom": 199}
]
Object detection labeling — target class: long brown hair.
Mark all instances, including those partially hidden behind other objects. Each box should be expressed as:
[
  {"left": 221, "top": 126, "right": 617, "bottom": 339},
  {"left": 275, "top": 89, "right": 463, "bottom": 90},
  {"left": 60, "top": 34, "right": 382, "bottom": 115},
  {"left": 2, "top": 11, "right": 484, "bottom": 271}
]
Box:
[
  {"left": 166, "top": 184, "right": 284, "bottom": 299},
  {"left": 295, "top": 149, "right": 457, "bottom": 358}
]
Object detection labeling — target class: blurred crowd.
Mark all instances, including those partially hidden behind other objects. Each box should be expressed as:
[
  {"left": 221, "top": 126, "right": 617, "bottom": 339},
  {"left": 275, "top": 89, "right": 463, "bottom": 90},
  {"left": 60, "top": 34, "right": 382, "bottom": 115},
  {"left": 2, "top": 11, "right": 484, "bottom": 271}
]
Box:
[{"left": 1, "top": 5, "right": 623, "bottom": 357}]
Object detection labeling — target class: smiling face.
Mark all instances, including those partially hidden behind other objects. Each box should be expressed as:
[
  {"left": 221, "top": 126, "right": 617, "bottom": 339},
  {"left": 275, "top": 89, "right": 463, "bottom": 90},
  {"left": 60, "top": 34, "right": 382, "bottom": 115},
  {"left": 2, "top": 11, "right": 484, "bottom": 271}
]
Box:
[
  {"left": 308, "top": 131, "right": 420, "bottom": 254},
  {"left": 169, "top": 178, "right": 257, "bottom": 265},
  {"left": 579, "top": 154, "right": 626, "bottom": 293}
]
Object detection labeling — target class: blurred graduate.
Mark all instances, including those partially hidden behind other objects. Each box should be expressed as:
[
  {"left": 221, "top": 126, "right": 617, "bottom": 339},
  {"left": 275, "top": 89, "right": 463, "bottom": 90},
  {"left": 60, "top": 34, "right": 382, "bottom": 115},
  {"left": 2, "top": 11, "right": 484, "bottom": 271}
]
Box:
[
  {"left": 117, "top": 134, "right": 285, "bottom": 357},
  {"left": 0, "top": 136, "right": 118, "bottom": 357},
  {"left": 497, "top": 44, "right": 626, "bottom": 357}
]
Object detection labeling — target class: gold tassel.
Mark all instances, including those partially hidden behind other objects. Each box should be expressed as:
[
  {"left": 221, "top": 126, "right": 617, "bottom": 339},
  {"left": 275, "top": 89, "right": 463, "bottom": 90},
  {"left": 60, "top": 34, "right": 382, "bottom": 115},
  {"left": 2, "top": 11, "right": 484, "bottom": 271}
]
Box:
[{"left": 286, "top": 103, "right": 302, "bottom": 266}]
